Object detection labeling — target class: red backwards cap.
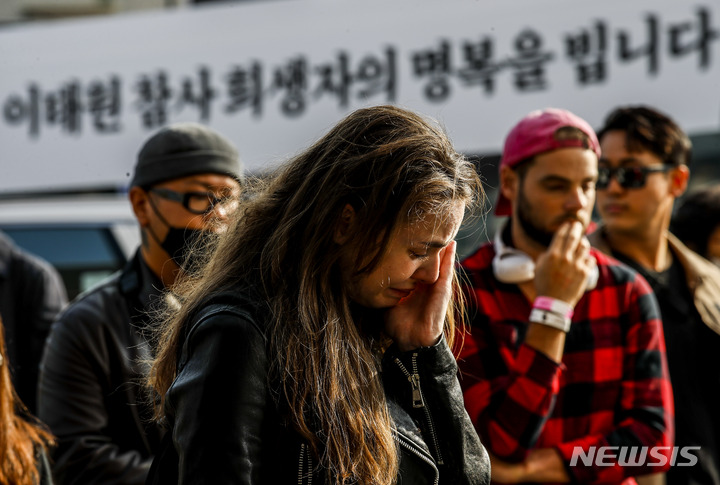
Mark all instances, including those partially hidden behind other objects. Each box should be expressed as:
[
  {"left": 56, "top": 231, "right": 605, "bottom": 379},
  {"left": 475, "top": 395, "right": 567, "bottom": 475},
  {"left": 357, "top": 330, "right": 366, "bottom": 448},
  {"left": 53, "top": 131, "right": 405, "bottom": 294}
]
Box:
[{"left": 495, "top": 108, "right": 600, "bottom": 216}]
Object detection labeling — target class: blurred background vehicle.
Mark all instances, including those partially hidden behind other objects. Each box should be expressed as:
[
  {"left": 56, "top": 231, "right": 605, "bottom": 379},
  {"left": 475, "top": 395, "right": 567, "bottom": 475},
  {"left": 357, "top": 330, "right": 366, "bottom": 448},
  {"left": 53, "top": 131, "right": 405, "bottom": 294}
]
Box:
[{"left": 0, "top": 192, "right": 138, "bottom": 299}]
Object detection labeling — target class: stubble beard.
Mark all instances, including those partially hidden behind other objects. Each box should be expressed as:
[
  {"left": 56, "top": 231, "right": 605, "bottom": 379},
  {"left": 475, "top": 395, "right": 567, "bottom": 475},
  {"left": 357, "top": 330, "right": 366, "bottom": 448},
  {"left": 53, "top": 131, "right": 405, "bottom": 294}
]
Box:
[{"left": 516, "top": 188, "right": 585, "bottom": 248}]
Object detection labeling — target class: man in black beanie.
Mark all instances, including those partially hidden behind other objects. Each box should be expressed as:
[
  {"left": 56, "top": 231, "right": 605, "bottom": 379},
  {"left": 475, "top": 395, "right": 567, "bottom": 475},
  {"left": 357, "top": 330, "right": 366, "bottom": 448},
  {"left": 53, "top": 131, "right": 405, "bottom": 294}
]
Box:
[{"left": 38, "top": 122, "right": 244, "bottom": 485}]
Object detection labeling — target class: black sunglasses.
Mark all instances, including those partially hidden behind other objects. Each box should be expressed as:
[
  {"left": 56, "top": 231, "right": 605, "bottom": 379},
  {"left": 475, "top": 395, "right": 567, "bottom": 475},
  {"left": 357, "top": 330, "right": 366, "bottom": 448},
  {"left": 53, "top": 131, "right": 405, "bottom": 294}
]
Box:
[
  {"left": 596, "top": 165, "right": 671, "bottom": 190},
  {"left": 149, "top": 187, "right": 237, "bottom": 215}
]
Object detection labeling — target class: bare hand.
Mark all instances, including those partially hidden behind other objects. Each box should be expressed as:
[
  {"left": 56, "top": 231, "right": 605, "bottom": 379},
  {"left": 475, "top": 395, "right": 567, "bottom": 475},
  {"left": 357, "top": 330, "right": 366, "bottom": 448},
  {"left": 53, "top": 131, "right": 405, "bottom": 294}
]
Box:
[
  {"left": 534, "top": 221, "right": 594, "bottom": 308},
  {"left": 488, "top": 454, "right": 528, "bottom": 483},
  {"left": 489, "top": 449, "right": 570, "bottom": 483},
  {"left": 384, "top": 241, "right": 456, "bottom": 351}
]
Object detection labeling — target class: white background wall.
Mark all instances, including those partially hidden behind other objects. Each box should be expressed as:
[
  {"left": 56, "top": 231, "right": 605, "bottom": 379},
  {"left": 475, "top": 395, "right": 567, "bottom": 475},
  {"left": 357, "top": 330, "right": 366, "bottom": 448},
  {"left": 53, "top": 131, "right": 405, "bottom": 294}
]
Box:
[{"left": 1, "top": 0, "right": 718, "bottom": 194}]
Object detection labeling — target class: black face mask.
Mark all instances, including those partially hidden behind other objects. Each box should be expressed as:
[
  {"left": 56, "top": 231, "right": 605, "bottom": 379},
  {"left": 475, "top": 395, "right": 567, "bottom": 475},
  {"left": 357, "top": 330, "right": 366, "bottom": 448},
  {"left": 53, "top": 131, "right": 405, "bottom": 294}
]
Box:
[
  {"left": 159, "top": 226, "right": 215, "bottom": 273},
  {"left": 147, "top": 193, "right": 216, "bottom": 273}
]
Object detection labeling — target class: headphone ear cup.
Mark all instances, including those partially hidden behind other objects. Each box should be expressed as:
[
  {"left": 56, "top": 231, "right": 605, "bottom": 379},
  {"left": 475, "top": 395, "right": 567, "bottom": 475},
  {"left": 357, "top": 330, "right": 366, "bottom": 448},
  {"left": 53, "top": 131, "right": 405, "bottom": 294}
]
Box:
[
  {"left": 493, "top": 228, "right": 536, "bottom": 284},
  {"left": 585, "top": 257, "right": 599, "bottom": 290},
  {"left": 492, "top": 251, "right": 536, "bottom": 283},
  {"left": 492, "top": 230, "right": 600, "bottom": 289}
]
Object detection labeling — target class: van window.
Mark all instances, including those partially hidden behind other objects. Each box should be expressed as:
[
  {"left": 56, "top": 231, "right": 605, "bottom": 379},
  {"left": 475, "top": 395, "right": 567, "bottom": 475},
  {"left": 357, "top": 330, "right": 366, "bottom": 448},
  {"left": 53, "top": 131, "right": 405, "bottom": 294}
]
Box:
[{"left": 3, "top": 227, "right": 127, "bottom": 299}]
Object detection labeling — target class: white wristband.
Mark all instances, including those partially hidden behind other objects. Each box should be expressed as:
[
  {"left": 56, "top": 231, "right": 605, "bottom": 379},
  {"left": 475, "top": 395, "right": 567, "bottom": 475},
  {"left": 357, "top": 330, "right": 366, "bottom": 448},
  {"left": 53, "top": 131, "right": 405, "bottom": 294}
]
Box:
[
  {"left": 533, "top": 296, "right": 574, "bottom": 319},
  {"left": 528, "top": 308, "right": 572, "bottom": 332}
]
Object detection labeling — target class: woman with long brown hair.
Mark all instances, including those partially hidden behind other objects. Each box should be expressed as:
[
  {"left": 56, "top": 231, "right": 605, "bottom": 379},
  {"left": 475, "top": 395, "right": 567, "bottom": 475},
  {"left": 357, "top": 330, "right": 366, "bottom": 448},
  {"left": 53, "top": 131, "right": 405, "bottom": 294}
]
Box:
[
  {"left": 146, "top": 105, "right": 491, "bottom": 485},
  {"left": 0, "top": 317, "right": 55, "bottom": 485}
]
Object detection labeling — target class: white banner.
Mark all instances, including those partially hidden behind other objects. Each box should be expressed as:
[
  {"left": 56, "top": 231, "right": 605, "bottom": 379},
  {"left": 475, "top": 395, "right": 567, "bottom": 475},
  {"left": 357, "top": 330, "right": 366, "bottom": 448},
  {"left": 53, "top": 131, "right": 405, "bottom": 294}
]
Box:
[{"left": 1, "top": 0, "right": 718, "bottom": 193}]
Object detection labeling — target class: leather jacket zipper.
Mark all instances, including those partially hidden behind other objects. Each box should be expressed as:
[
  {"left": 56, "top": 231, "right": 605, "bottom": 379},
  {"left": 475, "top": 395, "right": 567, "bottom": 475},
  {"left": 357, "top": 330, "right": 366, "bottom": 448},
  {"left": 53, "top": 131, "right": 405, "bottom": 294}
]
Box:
[
  {"left": 395, "top": 433, "right": 440, "bottom": 485},
  {"left": 298, "top": 443, "right": 313, "bottom": 485},
  {"left": 393, "top": 354, "right": 444, "bottom": 465}
]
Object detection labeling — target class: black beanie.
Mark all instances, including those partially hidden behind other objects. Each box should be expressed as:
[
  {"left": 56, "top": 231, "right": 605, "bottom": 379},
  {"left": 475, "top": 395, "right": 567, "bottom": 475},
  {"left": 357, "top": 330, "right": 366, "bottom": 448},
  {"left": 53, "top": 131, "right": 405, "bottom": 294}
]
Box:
[{"left": 130, "top": 122, "right": 243, "bottom": 188}]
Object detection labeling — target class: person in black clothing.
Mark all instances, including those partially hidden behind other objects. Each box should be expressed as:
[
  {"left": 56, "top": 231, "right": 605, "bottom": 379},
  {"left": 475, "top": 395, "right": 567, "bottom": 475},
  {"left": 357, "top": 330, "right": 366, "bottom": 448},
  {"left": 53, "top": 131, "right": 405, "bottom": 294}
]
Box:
[
  {"left": 0, "top": 229, "right": 67, "bottom": 415},
  {"left": 590, "top": 105, "right": 720, "bottom": 485},
  {"left": 672, "top": 184, "right": 720, "bottom": 266},
  {"left": 37, "top": 122, "right": 244, "bottom": 485},
  {"left": 145, "top": 105, "right": 491, "bottom": 485}
]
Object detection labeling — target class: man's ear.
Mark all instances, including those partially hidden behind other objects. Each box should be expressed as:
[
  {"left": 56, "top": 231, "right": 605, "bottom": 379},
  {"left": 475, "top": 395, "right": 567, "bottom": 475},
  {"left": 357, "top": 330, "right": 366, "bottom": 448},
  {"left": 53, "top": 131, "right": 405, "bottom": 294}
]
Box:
[
  {"left": 499, "top": 165, "right": 519, "bottom": 206},
  {"left": 129, "top": 186, "right": 151, "bottom": 228},
  {"left": 334, "top": 204, "right": 356, "bottom": 245},
  {"left": 669, "top": 165, "right": 690, "bottom": 198}
]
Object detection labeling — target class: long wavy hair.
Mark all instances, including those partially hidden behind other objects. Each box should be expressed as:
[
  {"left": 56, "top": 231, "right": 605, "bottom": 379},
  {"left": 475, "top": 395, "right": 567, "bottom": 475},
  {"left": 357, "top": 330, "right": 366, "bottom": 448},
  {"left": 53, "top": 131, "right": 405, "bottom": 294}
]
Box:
[
  {"left": 148, "top": 105, "right": 484, "bottom": 484},
  {"left": 0, "top": 318, "right": 55, "bottom": 485}
]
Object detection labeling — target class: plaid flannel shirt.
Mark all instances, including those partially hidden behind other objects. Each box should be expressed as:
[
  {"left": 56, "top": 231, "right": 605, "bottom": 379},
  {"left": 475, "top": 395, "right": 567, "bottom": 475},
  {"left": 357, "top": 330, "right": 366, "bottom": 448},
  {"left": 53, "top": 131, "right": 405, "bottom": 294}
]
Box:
[{"left": 457, "top": 244, "right": 674, "bottom": 484}]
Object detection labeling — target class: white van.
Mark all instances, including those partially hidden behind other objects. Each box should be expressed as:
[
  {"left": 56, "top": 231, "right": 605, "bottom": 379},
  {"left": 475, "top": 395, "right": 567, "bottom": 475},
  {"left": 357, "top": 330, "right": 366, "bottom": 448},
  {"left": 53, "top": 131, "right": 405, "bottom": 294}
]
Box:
[{"left": 0, "top": 193, "right": 140, "bottom": 299}]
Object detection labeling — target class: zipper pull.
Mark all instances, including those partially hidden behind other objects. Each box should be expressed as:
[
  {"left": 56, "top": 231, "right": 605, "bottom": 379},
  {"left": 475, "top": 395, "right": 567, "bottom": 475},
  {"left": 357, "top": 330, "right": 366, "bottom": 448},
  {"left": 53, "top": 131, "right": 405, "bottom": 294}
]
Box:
[{"left": 409, "top": 374, "right": 425, "bottom": 408}]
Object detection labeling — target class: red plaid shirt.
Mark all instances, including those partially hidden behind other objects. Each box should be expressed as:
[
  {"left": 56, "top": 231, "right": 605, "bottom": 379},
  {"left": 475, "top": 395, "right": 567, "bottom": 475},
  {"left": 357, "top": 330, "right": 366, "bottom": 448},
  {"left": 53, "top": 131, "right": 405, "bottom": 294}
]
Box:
[{"left": 457, "top": 244, "right": 674, "bottom": 484}]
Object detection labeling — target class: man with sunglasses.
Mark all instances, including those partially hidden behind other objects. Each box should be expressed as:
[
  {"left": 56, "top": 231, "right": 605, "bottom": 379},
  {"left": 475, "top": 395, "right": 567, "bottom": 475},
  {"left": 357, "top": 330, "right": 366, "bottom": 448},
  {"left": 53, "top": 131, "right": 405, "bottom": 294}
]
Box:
[
  {"left": 590, "top": 106, "right": 720, "bottom": 485},
  {"left": 38, "top": 122, "right": 243, "bottom": 485},
  {"left": 457, "top": 108, "right": 673, "bottom": 484}
]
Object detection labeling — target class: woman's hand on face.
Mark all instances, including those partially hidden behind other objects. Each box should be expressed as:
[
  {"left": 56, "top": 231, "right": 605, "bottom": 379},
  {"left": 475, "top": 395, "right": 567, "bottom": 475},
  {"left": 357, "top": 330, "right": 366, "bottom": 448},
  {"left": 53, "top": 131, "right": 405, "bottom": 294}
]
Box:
[{"left": 384, "top": 241, "right": 456, "bottom": 352}]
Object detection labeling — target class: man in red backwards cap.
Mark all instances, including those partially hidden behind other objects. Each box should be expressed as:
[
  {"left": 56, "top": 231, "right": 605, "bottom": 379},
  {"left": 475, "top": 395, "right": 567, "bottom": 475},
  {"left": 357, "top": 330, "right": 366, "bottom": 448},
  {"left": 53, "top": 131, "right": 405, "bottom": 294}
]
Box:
[{"left": 457, "top": 108, "right": 674, "bottom": 484}]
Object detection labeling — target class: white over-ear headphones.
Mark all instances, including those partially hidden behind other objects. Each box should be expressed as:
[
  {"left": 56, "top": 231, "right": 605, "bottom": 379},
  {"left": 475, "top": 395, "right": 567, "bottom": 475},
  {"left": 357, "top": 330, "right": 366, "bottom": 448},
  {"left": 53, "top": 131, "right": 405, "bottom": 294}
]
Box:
[{"left": 492, "top": 227, "right": 598, "bottom": 290}]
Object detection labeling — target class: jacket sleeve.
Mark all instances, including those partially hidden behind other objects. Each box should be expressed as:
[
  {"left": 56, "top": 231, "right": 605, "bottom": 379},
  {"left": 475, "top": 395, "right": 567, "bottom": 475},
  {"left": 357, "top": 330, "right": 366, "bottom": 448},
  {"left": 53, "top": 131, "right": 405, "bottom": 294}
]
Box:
[
  {"left": 165, "top": 310, "right": 270, "bottom": 484},
  {"left": 37, "top": 308, "right": 151, "bottom": 485},
  {"left": 384, "top": 336, "right": 491, "bottom": 485},
  {"left": 23, "top": 253, "right": 68, "bottom": 358},
  {"left": 553, "top": 278, "right": 674, "bottom": 484}
]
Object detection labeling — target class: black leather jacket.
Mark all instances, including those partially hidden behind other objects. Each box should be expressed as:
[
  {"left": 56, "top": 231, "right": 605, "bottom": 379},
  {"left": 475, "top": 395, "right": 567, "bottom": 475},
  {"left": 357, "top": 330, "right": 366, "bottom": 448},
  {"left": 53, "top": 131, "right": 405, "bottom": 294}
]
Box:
[
  {"left": 147, "top": 291, "right": 490, "bottom": 485},
  {"left": 38, "top": 251, "right": 164, "bottom": 485}
]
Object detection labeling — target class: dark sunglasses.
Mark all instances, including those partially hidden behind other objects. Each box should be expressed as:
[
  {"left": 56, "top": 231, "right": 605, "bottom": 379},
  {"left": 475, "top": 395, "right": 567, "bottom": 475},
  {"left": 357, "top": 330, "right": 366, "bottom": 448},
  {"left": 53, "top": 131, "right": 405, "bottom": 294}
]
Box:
[
  {"left": 596, "top": 165, "right": 671, "bottom": 190},
  {"left": 149, "top": 187, "right": 238, "bottom": 215}
]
